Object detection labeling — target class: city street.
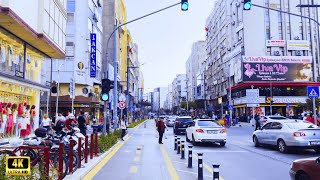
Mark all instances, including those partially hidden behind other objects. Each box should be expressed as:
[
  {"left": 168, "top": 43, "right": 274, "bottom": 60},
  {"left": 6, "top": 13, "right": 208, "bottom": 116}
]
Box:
[{"left": 85, "top": 119, "right": 319, "bottom": 180}]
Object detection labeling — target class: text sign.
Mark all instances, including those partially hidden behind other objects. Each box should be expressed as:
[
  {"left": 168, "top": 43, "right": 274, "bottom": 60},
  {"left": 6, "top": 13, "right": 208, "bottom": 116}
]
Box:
[
  {"left": 90, "top": 33, "right": 97, "bottom": 78},
  {"left": 246, "top": 89, "right": 260, "bottom": 104},
  {"left": 6, "top": 156, "right": 30, "bottom": 176},
  {"left": 307, "top": 86, "right": 319, "bottom": 98}
]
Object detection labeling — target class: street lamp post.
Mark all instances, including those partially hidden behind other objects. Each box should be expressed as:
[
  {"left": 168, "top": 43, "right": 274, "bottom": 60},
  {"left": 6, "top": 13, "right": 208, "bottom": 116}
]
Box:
[{"left": 55, "top": 63, "right": 64, "bottom": 125}]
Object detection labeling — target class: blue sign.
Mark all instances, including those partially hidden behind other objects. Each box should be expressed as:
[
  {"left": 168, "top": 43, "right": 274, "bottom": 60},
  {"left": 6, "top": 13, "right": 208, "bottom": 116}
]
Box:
[
  {"left": 228, "top": 105, "right": 233, "bottom": 111},
  {"left": 286, "top": 103, "right": 290, "bottom": 108},
  {"left": 130, "top": 106, "right": 135, "bottom": 111},
  {"left": 90, "top": 33, "right": 97, "bottom": 78},
  {"left": 307, "top": 86, "right": 319, "bottom": 98}
]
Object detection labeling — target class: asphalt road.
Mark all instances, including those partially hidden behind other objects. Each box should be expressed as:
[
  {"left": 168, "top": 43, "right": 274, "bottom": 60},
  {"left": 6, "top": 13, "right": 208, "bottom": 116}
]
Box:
[{"left": 163, "top": 123, "right": 319, "bottom": 180}]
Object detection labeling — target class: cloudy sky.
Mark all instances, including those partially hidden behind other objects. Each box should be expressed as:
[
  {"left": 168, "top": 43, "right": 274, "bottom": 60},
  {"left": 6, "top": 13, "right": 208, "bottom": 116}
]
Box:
[{"left": 123, "top": 0, "right": 215, "bottom": 92}]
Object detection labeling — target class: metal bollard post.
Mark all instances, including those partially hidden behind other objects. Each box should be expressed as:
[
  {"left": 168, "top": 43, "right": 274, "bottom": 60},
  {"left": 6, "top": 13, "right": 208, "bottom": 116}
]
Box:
[
  {"left": 44, "top": 146, "right": 50, "bottom": 179},
  {"left": 181, "top": 141, "right": 185, "bottom": 159},
  {"left": 174, "top": 135, "right": 177, "bottom": 150},
  {"left": 198, "top": 153, "right": 203, "bottom": 180},
  {"left": 144, "top": 122, "right": 146, "bottom": 128},
  {"left": 188, "top": 145, "right": 192, "bottom": 168},
  {"left": 58, "top": 142, "right": 64, "bottom": 180},
  {"left": 85, "top": 135, "right": 88, "bottom": 163},
  {"left": 77, "top": 137, "right": 82, "bottom": 168},
  {"left": 90, "top": 134, "right": 94, "bottom": 159},
  {"left": 212, "top": 164, "right": 220, "bottom": 180},
  {"left": 177, "top": 138, "right": 181, "bottom": 154},
  {"left": 95, "top": 133, "right": 98, "bottom": 157},
  {"left": 69, "top": 140, "right": 75, "bottom": 174}
]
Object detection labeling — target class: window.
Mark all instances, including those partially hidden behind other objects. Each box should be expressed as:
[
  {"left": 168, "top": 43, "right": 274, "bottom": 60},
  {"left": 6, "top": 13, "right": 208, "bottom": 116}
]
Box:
[
  {"left": 67, "top": 13, "right": 74, "bottom": 23},
  {"left": 271, "top": 122, "right": 283, "bottom": 129},
  {"left": 198, "top": 120, "right": 221, "bottom": 127},
  {"left": 262, "top": 122, "right": 272, "bottom": 130},
  {"left": 67, "top": 0, "right": 75, "bottom": 12}
]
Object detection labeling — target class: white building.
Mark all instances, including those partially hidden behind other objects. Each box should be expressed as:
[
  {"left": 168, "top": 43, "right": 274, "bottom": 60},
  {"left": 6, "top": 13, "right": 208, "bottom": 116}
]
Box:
[
  {"left": 51, "top": 0, "right": 103, "bottom": 115},
  {"left": 165, "top": 84, "right": 173, "bottom": 110},
  {"left": 172, "top": 74, "right": 187, "bottom": 109},
  {"left": 205, "top": 0, "right": 320, "bottom": 118},
  {"left": 186, "top": 41, "right": 206, "bottom": 102},
  {"left": 152, "top": 87, "right": 168, "bottom": 112}
]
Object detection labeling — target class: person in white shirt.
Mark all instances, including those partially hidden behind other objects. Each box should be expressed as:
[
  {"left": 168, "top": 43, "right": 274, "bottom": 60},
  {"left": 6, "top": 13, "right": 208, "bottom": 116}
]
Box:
[
  {"left": 120, "top": 118, "right": 127, "bottom": 141},
  {"left": 41, "top": 114, "right": 52, "bottom": 132}
]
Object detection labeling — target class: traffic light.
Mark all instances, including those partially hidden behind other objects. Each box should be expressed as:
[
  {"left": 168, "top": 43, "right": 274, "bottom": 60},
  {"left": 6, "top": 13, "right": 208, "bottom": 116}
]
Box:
[
  {"left": 181, "top": 0, "right": 188, "bottom": 11},
  {"left": 101, "top": 79, "right": 114, "bottom": 101},
  {"left": 243, "top": 0, "right": 252, "bottom": 10},
  {"left": 51, "top": 81, "right": 57, "bottom": 93}
]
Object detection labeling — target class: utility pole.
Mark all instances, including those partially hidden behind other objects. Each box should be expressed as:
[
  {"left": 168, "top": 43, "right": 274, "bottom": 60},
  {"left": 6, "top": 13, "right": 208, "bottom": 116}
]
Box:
[{"left": 228, "top": 64, "right": 232, "bottom": 120}]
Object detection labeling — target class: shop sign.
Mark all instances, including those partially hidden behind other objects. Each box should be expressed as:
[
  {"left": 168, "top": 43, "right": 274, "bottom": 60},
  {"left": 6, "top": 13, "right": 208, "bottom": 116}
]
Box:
[
  {"left": 272, "top": 96, "right": 307, "bottom": 104},
  {"left": 233, "top": 97, "right": 266, "bottom": 105},
  {"left": 90, "top": 33, "right": 97, "bottom": 78},
  {"left": 287, "top": 40, "right": 310, "bottom": 51},
  {"left": 74, "top": 104, "right": 91, "bottom": 108},
  {"left": 266, "top": 40, "right": 285, "bottom": 47},
  {"left": 242, "top": 56, "right": 312, "bottom": 82},
  {"left": 15, "top": 70, "right": 24, "bottom": 78}
]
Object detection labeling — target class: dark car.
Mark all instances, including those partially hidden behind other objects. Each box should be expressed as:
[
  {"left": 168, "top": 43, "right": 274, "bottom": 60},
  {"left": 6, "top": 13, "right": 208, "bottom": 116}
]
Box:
[
  {"left": 173, "top": 116, "right": 193, "bottom": 135},
  {"left": 290, "top": 157, "right": 320, "bottom": 180}
]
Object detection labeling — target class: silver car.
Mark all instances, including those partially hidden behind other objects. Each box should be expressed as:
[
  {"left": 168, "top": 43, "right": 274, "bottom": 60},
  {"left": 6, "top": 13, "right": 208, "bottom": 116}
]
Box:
[
  {"left": 253, "top": 120, "right": 320, "bottom": 153},
  {"left": 165, "top": 116, "right": 177, "bottom": 127},
  {"left": 259, "top": 115, "right": 288, "bottom": 126}
]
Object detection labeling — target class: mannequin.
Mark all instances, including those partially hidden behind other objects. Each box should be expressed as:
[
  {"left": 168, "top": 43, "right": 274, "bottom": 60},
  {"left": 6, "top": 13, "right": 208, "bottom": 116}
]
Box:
[
  {"left": 20, "top": 102, "right": 28, "bottom": 137},
  {"left": 1, "top": 105, "right": 7, "bottom": 138},
  {"left": 30, "top": 105, "right": 36, "bottom": 134},
  {"left": 6, "top": 102, "right": 13, "bottom": 136},
  {"left": 11, "top": 104, "right": 17, "bottom": 136},
  {"left": 0, "top": 103, "right": 3, "bottom": 138},
  {"left": 17, "top": 103, "right": 24, "bottom": 137},
  {"left": 25, "top": 105, "right": 30, "bottom": 136}
]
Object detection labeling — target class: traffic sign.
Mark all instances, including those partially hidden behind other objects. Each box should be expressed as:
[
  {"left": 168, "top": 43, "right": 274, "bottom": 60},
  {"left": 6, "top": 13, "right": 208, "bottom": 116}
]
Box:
[
  {"left": 228, "top": 105, "right": 233, "bottom": 111},
  {"left": 118, "top": 101, "right": 126, "bottom": 109},
  {"left": 247, "top": 104, "right": 260, "bottom": 107},
  {"left": 119, "top": 93, "right": 126, "bottom": 101},
  {"left": 307, "top": 86, "right": 319, "bottom": 98}
]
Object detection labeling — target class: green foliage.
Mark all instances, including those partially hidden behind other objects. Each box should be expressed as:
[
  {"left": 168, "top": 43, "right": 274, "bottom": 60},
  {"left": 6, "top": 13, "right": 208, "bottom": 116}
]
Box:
[
  {"left": 98, "top": 129, "right": 122, "bottom": 153},
  {"left": 127, "top": 118, "right": 147, "bottom": 128},
  {"left": 297, "top": 98, "right": 320, "bottom": 111}
]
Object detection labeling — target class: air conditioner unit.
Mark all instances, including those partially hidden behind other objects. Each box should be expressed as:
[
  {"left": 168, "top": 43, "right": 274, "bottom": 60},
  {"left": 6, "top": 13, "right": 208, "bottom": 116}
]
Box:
[
  {"left": 227, "top": 47, "right": 231, "bottom": 51},
  {"left": 231, "top": 21, "right": 236, "bottom": 26},
  {"left": 274, "top": 51, "right": 281, "bottom": 56},
  {"left": 238, "top": 36, "right": 243, "bottom": 41},
  {"left": 295, "top": 51, "right": 302, "bottom": 56},
  {"left": 294, "top": 36, "right": 300, "bottom": 40},
  {"left": 236, "top": 2, "right": 240, "bottom": 7}
]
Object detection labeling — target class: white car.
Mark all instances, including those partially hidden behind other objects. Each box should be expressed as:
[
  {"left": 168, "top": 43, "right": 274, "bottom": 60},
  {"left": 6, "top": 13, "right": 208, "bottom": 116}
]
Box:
[
  {"left": 166, "top": 116, "right": 177, "bottom": 127},
  {"left": 259, "top": 115, "right": 288, "bottom": 126},
  {"left": 186, "top": 119, "right": 227, "bottom": 146}
]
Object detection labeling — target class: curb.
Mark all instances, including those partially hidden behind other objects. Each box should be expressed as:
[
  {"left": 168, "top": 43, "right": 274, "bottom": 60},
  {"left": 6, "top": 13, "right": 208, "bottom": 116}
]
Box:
[{"left": 64, "top": 134, "right": 129, "bottom": 180}]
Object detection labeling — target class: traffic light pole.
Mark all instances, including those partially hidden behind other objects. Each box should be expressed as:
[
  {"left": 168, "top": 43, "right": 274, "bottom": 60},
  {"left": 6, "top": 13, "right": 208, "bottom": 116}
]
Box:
[{"left": 105, "top": 1, "right": 183, "bottom": 130}]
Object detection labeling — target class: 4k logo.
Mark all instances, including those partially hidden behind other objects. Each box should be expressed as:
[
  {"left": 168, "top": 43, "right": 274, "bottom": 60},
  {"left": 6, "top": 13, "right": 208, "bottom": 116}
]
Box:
[{"left": 6, "top": 157, "right": 30, "bottom": 176}]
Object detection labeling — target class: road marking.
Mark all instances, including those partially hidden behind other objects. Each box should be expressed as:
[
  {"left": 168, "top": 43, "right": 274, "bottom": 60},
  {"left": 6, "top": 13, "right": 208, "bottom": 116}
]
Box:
[
  {"left": 83, "top": 136, "right": 132, "bottom": 180},
  {"left": 129, "top": 166, "right": 138, "bottom": 173},
  {"left": 134, "top": 156, "right": 140, "bottom": 162},
  {"left": 160, "top": 144, "right": 180, "bottom": 180},
  {"left": 193, "top": 154, "right": 224, "bottom": 180},
  {"left": 176, "top": 169, "right": 212, "bottom": 178},
  {"left": 196, "top": 150, "right": 248, "bottom": 153}
]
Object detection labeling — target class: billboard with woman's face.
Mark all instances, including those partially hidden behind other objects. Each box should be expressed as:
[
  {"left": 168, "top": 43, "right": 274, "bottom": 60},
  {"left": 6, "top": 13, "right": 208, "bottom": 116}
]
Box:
[{"left": 242, "top": 56, "right": 313, "bottom": 82}]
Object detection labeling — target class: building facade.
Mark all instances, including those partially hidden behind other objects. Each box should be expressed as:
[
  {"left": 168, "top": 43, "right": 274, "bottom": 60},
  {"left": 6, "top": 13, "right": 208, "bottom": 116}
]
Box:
[
  {"left": 51, "top": 0, "right": 103, "bottom": 119},
  {"left": 172, "top": 74, "right": 187, "bottom": 111},
  {"left": 205, "top": 0, "right": 320, "bottom": 120},
  {"left": 0, "top": 0, "right": 66, "bottom": 137}
]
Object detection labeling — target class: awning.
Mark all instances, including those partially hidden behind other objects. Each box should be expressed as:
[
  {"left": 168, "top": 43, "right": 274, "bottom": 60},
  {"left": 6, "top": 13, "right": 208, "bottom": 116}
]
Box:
[{"left": 0, "top": 6, "right": 65, "bottom": 58}]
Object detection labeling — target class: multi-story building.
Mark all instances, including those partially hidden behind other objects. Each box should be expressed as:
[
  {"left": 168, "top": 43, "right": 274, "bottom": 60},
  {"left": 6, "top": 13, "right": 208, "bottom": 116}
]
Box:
[
  {"left": 185, "top": 41, "right": 206, "bottom": 102},
  {"left": 0, "top": 0, "right": 66, "bottom": 136},
  {"left": 165, "top": 85, "right": 173, "bottom": 110},
  {"left": 152, "top": 87, "right": 168, "bottom": 113},
  {"left": 205, "top": 0, "right": 320, "bottom": 120},
  {"left": 51, "top": 0, "right": 103, "bottom": 119},
  {"left": 172, "top": 74, "right": 187, "bottom": 110}
]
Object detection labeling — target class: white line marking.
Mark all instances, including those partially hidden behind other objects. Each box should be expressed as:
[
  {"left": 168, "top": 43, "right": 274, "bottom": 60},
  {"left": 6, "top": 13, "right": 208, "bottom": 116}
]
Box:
[{"left": 176, "top": 169, "right": 212, "bottom": 178}]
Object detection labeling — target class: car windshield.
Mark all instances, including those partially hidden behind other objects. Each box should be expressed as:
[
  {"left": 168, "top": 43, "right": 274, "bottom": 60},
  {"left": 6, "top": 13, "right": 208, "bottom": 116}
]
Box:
[
  {"left": 285, "top": 122, "right": 319, "bottom": 129},
  {"left": 198, "top": 120, "right": 221, "bottom": 127},
  {"left": 178, "top": 118, "right": 192, "bottom": 122},
  {"left": 269, "top": 117, "right": 287, "bottom": 120}
]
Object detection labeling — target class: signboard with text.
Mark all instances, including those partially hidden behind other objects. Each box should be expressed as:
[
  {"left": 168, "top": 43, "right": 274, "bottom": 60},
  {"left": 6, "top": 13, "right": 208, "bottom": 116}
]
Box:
[
  {"left": 287, "top": 40, "right": 310, "bottom": 51},
  {"left": 242, "top": 56, "right": 312, "bottom": 82},
  {"left": 266, "top": 40, "right": 285, "bottom": 47},
  {"left": 90, "top": 33, "right": 97, "bottom": 78}
]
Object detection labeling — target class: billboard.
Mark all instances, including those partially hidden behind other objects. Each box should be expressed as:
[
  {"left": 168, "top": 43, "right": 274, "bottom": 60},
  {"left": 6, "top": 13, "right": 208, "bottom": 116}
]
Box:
[{"left": 242, "top": 56, "right": 312, "bottom": 82}]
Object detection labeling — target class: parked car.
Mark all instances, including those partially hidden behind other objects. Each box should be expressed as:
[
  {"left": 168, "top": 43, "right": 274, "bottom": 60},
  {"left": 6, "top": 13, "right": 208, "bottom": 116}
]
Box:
[
  {"left": 166, "top": 116, "right": 177, "bottom": 127},
  {"left": 173, "top": 116, "right": 193, "bottom": 135},
  {"left": 259, "top": 115, "right": 288, "bottom": 126},
  {"left": 290, "top": 157, "right": 320, "bottom": 180},
  {"left": 186, "top": 119, "right": 227, "bottom": 146},
  {"left": 253, "top": 120, "right": 320, "bottom": 153}
]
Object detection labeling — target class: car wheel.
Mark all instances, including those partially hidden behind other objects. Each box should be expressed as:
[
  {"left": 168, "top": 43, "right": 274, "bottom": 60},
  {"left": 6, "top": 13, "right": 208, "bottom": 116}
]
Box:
[
  {"left": 253, "top": 136, "right": 260, "bottom": 147},
  {"left": 219, "top": 142, "right": 226, "bottom": 147},
  {"left": 186, "top": 133, "right": 190, "bottom": 142},
  {"left": 277, "top": 139, "right": 288, "bottom": 153},
  {"left": 192, "top": 135, "right": 197, "bottom": 146},
  {"left": 314, "top": 148, "right": 320, "bottom": 153},
  {"left": 297, "top": 172, "right": 311, "bottom": 180}
]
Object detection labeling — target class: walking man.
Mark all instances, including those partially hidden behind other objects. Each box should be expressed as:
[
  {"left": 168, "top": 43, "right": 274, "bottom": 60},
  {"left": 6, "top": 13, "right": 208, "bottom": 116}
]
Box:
[
  {"left": 120, "top": 118, "right": 127, "bottom": 141},
  {"left": 77, "top": 111, "right": 87, "bottom": 136},
  {"left": 156, "top": 117, "right": 166, "bottom": 144},
  {"left": 254, "top": 114, "right": 261, "bottom": 131}
]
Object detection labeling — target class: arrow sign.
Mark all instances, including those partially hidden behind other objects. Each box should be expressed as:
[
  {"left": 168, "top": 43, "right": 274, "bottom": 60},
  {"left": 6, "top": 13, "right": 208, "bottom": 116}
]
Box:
[{"left": 307, "top": 86, "right": 319, "bottom": 98}]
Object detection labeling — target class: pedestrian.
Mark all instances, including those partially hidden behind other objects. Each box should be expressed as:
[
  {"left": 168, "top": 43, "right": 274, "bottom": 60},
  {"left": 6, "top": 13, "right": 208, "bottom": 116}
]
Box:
[
  {"left": 77, "top": 111, "right": 87, "bottom": 136},
  {"left": 120, "top": 118, "right": 127, "bottom": 141},
  {"left": 156, "top": 117, "right": 167, "bottom": 144},
  {"left": 305, "top": 114, "right": 314, "bottom": 124},
  {"left": 41, "top": 114, "right": 52, "bottom": 132},
  {"left": 254, "top": 114, "right": 261, "bottom": 131}
]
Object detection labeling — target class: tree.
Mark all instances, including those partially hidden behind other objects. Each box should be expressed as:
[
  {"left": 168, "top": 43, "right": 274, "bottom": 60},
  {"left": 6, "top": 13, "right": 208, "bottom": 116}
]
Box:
[{"left": 297, "top": 98, "right": 320, "bottom": 112}]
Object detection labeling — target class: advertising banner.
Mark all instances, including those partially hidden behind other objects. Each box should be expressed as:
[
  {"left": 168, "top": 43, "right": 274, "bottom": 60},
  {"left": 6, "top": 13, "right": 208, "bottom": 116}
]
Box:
[
  {"left": 266, "top": 40, "right": 285, "bottom": 47},
  {"left": 242, "top": 56, "right": 312, "bottom": 82},
  {"left": 287, "top": 40, "right": 310, "bottom": 51},
  {"left": 90, "top": 33, "right": 97, "bottom": 78}
]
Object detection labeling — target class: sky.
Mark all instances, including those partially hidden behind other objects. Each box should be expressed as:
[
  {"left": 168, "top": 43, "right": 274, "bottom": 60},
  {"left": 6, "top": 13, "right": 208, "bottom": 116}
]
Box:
[{"left": 123, "top": 0, "right": 216, "bottom": 93}]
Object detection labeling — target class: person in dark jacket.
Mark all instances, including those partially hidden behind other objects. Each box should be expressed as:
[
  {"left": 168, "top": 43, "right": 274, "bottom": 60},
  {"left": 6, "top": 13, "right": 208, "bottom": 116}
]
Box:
[
  {"left": 156, "top": 117, "right": 166, "bottom": 144},
  {"left": 78, "top": 111, "right": 87, "bottom": 136},
  {"left": 254, "top": 114, "right": 261, "bottom": 131}
]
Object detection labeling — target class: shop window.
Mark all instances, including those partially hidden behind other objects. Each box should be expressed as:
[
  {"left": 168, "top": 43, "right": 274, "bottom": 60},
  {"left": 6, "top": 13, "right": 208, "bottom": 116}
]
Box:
[
  {"left": 25, "top": 45, "right": 47, "bottom": 84},
  {"left": 0, "top": 28, "right": 25, "bottom": 78}
]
